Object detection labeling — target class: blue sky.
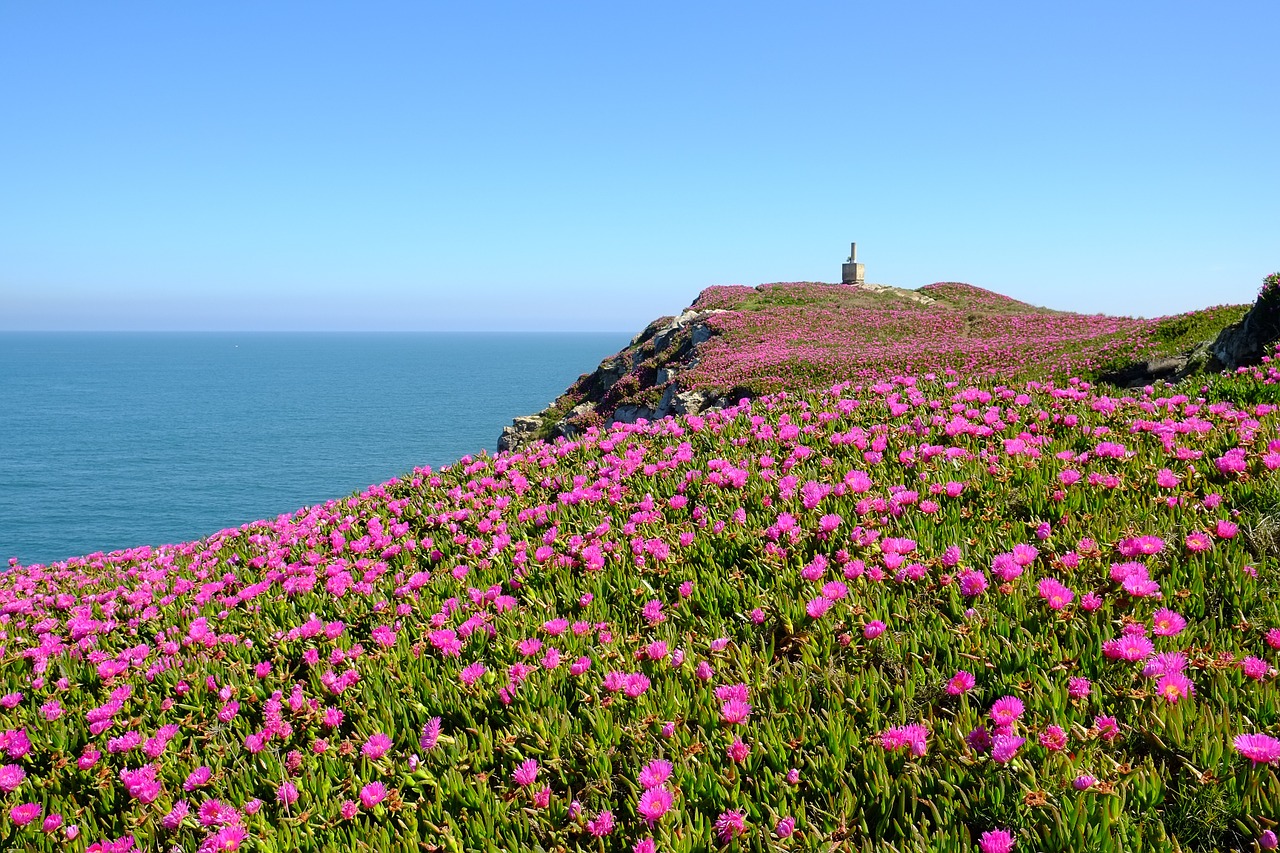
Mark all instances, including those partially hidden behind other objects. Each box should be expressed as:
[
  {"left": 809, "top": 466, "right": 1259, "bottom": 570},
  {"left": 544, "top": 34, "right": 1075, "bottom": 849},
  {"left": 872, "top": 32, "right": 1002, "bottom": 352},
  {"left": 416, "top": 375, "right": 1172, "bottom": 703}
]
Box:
[{"left": 2, "top": 2, "right": 1277, "bottom": 331}]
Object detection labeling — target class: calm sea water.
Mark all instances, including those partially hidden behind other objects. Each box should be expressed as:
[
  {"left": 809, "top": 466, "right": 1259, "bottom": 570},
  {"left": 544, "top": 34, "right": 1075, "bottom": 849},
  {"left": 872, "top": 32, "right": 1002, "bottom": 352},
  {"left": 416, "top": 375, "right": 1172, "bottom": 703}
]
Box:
[{"left": 0, "top": 332, "right": 627, "bottom": 566}]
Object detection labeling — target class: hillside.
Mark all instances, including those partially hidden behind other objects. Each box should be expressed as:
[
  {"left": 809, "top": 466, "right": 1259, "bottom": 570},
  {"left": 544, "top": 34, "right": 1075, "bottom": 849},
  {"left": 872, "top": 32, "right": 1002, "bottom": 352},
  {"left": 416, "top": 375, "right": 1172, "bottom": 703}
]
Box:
[
  {"left": 499, "top": 281, "right": 1250, "bottom": 451},
  {"left": 2, "top": 277, "right": 1280, "bottom": 852}
]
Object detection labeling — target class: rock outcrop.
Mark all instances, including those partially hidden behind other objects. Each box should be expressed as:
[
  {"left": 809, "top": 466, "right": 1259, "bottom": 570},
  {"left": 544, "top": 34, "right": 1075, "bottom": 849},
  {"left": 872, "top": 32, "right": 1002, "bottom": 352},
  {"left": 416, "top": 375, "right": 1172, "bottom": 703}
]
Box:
[
  {"left": 497, "top": 308, "right": 743, "bottom": 452},
  {"left": 1101, "top": 287, "right": 1280, "bottom": 388}
]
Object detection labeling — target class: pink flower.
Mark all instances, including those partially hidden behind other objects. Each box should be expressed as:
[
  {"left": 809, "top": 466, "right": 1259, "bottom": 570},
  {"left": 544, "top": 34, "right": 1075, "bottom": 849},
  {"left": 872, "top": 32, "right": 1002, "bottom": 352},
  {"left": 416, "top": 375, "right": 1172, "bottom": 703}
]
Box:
[
  {"left": 340, "top": 800, "right": 358, "bottom": 820},
  {"left": 10, "top": 802, "right": 41, "bottom": 826},
  {"left": 1102, "top": 634, "right": 1155, "bottom": 661},
  {"left": 1155, "top": 672, "right": 1194, "bottom": 703},
  {"left": 726, "top": 736, "right": 751, "bottom": 763},
  {"left": 634, "top": 839, "right": 657, "bottom": 853},
  {"left": 362, "top": 732, "right": 393, "bottom": 760},
  {"left": 586, "top": 810, "right": 615, "bottom": 837},
  {"left": 512, "top": 759, "right": 539, "bottom": 787},
  {"left": 989, "top": 695, "right": 1024, "bottom": 727},
  {"left": 0, "top": 764, "right": 25, "bottom": 793},
  {"left": 720, "top": 698, "right": 752, "bottom": 725},
  {"left": 183, "top": 766, "right": 212, "bottom": 792},
  {"left": 1037, "top": 577, "right": 1074, "bottom": 610},
  {"left": 1150, "top": 608, "right": 1186, "bottom": 637},
  {"left": 1073, "top": 774, "right": 1097, "bottom": 790},
  {"left": 959, "top": 570, "right": 988, "bottom": 596},
  {"left": 806, "top": 596, "right": 832, "bottom": 619},
  {"left": 946, "top": 670, "right": 976, "bottom": 695},
  {"left": 880, "top": 723, "right": 929, "bottom": 756},
  {"left": 1242, "top": 656, "right": 1270, "bottom": 680},
  {"left": 1039, "top": 725, "right": 1068, "bottom": 752},
  {"left": 637, "top": 785, "right": 673, "bottom": 824},
  {"left": 420, "top": 717, "right": 442, "bottom": 751},
  {"left": 991, "top": 735, "right": 1025, "bottom": 764},
  {"left": 714, "top": 809, "right": 748, "bottom": 843},
  {"left": 1235, "top": 733, "right": 1280, "bottom": 764},
  {"left": 459, "top": 661, "right": 487, "bottom": 686},
  {"left": 1095, "top": 715, "right": 1121, "bottom": 741},
  {"left": 1184, "top": 531, "right": 1213, "bottom": 553},
  {"left": 277, "top": 781, "right": 299, "bottom": 806},
  {"left": 863, "top": 620, "right": 886, "bottom": 639},
  {"left": 1067, "top": 677, "right": 1092, "bottom": 700},
  {"left": 775, "top": 816, "right": 796, "bottom": 838},
  {"left": 979, "top": 828, "right": 1016, "bottom": 853},
  {"left": 359, "top": 781, "right": 387, "bottom": 808},
  {"left": 639, "top": 759, "right": 672, "bottom": 789}
]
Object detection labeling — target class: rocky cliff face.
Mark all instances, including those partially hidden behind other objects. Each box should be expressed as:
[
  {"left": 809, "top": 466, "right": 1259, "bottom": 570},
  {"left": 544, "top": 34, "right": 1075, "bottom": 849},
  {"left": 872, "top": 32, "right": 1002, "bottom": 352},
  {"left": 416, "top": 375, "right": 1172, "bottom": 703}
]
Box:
[
  {"left": 497, "top": 307, "right": 747, "bottom": 452},
  {"left": 1101, "top": 285, "right": 1280, "bottom": 388}
]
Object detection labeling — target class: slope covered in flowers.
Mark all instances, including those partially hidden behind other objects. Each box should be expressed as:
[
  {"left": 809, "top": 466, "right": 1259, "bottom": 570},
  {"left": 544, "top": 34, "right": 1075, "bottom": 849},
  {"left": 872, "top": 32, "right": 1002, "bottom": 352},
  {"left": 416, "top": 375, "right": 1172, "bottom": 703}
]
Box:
[
  {"left": 682, "top": 281, "right": 1248, "bottom": 394},
  {"left": 3, "top": 350, "right": 1280, "bottom": 851}
]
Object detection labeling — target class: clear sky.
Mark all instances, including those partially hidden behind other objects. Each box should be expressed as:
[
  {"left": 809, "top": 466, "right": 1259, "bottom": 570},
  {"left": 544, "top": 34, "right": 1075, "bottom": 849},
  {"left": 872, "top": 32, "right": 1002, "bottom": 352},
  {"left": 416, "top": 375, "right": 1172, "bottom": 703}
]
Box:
[{"left": 2, "top": 2, "right": 1277, "bottom": 331}]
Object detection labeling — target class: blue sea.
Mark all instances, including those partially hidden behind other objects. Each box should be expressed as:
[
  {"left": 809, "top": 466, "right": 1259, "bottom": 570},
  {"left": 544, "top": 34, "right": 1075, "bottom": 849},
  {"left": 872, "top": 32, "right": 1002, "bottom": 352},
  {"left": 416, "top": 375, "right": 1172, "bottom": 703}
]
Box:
[{"left": 0, "top": 332, "right": 628, "bottom": 567}]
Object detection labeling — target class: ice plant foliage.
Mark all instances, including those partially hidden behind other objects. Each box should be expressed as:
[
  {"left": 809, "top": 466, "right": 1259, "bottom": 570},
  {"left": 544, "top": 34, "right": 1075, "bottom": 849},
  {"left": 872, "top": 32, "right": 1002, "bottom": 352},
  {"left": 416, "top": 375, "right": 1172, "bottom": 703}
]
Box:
[{"left": 0, "top": 282, "right": 1279, "bottom": 850}]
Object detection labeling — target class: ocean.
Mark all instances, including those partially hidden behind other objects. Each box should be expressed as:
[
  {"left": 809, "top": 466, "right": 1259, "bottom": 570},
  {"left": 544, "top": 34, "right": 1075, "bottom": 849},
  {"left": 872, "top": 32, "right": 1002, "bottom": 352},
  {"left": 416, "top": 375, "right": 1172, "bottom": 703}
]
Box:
[{"left": 0, "top": 332, "right": 628, "bottom": 567}]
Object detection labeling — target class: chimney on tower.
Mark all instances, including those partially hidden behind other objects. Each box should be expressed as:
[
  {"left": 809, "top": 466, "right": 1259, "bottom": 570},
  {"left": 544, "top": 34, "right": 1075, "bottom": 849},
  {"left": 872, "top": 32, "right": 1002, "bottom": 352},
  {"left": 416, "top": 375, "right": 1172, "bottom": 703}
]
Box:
[{"left": 842, "top": 242, "right": 865, "bottom": 285}]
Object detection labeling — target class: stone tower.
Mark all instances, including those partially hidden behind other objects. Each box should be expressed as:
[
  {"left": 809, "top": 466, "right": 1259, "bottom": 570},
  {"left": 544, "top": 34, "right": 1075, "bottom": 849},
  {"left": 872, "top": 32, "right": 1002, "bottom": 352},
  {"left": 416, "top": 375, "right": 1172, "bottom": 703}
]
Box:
[{"left": 841, "top": 242, "right": 865, "bottom": 285}]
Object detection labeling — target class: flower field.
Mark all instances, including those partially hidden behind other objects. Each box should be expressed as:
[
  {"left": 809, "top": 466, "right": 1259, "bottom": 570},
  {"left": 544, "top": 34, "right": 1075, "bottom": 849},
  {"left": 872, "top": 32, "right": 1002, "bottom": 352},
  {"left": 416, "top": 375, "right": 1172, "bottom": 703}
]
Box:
[
  {"left": 682, "top": 281, "right": 1249, "bottom": 393},
  {"left": 3, "top": 284, "right": 1280, "bottom": 851}
]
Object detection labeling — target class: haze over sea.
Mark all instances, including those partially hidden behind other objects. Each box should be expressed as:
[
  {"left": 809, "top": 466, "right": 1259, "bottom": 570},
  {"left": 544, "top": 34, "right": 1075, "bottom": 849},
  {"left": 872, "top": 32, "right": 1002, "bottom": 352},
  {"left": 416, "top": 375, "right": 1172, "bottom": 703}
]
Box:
[{"left": 0, "top": 332, "right": 627, "bottom": 567}]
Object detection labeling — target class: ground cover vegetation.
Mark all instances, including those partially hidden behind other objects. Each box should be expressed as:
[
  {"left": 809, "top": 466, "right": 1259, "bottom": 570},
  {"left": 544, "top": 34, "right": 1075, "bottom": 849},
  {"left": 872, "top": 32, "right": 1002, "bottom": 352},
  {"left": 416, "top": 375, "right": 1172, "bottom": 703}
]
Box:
[{"left": 2, "top": 279, "right": 1279, "bottom": 852}]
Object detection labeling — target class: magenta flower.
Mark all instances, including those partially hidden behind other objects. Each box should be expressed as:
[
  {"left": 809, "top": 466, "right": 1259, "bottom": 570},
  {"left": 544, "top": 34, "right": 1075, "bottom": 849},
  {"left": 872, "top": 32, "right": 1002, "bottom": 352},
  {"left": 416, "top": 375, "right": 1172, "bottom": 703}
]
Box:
[
  {"left": 586, "top": 810, "right": 615, "bottom": 837},
  {"left": 1073, "top": 774, "right": 1097, "bottom": 790},
  {"left": 1037, "top": 577, "right": 1074, "bottom": 610},
  {"left": 1184, "top": 531, "right": 1213, "bottom": 553},
  {"left": 1067, "top": 677, "right": 1092, "bottom": 699},
  {"left": 1095, "top": 715, "right": 1121, "bottom": 741},
  {"left": 806, "top": 596, "right": 832, "bottom": 619},
  {"left": 1102, "top": 634, "right": 1155, "bottom": 661},
  {"left": 1242, "top": 656, "right": 1271, "bottom": 680},
  {"left": 959, "top": 569, "right": 989, "bottom": 596},
  {"left": 362, "top": 732, "right": 392, "bottom": 760},
  {"left": 720, "top": 698, "right": 752, "bottom": 725},
  {"left": 863, "top": 620, "right": 886, "bottom": 639},
  {"left": 1150, "top": 608, "right": 1186, "bottom": 637},
  {"left": 459, "top": 661, "right": 487, "bottom": 686},
  {"left": 979, "top": 828, "right": 1016, "bottom": 853},
  {"left": 638, "top": 758, "right": 672, "bottom": 789},
  {"left": 726, "top": 736, "right": 751, "bottom": 763},
  {"left": 775, "top": 816, "right": 796, "bottom": 838},
  {"left": 1155, "top": 672, "right": 1194, "bottom": 703},
  {"left": 989, "top": 696, "right": 1024, "bottom": 727},
  {"left": 512, "top": 759, "right": 539, "bottom": 787},
  {"left": 183, "top": 766, "right": 212, "bottom": 792},
  {"left": 991, "top": 735, "right": 1025, "bottom": 764},
  {"left": 946, "top": 670, "right": 976, "bottom": 695},
  {"left": 1039, "top": 725, "right": 1068, "bottom": 752},
  {"left": 881, "top": 723, "right": 929, "bottom": 757},
  {"left": 0, "top": 764, "right": 25, "bottom": 793},
  {"left": 715, "top": 809, "right": 748, "bottom": 843},
  {"left": 10, "top": 802, "right": 41, "bottom": 826},
  {"left": 359, "top": 781, "right": 387, "bottom": 808},
  {"left": 1235, "top": 733, "right": 1280, "bottom": 764},
  {"left": 637, "top": 785, "right": 674, "bottom": 824},
  {"left": 420, "top": 717, "right": 442, "bottom": 751},
  {"left": 277, "top": 781, "right": 299, "bottom": 806}
]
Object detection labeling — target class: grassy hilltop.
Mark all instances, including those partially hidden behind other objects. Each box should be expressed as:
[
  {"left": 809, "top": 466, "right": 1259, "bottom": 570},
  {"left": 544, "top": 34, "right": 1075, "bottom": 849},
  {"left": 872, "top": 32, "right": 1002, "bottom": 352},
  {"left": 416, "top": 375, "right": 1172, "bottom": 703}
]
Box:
[
  {"left": 525, "top": 281, "right": 1249, "bottom": 443},
  {"left": 2, "top": 279, "right": 1280, "bottom": 852}
]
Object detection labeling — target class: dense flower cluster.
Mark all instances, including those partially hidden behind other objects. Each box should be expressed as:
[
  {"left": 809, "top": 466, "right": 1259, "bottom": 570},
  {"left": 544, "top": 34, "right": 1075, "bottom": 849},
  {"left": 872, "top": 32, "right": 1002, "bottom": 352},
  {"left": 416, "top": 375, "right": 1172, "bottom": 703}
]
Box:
[{"left": 1, "top": 293, "right": 1279, "bottom": 850}]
